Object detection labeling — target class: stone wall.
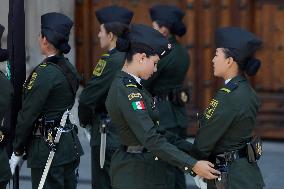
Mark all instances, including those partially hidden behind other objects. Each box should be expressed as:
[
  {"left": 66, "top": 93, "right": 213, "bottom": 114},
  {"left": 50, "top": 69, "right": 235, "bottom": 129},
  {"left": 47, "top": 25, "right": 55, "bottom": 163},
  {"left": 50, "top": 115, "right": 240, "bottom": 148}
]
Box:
[{"left": 0, "top": 0, "right": 75, "bottom": 76}]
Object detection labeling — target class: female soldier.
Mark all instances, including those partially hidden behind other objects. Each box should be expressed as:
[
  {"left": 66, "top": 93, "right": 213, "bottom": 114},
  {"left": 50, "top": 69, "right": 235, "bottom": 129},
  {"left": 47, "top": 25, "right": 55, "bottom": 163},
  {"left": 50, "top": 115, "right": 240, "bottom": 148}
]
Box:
[
  {"left": 191, "top": 27, "right": 265, "bottom": 189},
  {"left": 105, "top": 24, "right": 220, "bottom": 189},
  {"left": 10, "top": 12, "right": 83, "bottom": 189},
  {"left": 144, "top": 5, "right": 190, "bottom": 189},
  {"left": 78, "top": 5, "right": 132, "bottom": 189},
  {"left": 0, "top": 24, "right": 12, "bottom": 189}
]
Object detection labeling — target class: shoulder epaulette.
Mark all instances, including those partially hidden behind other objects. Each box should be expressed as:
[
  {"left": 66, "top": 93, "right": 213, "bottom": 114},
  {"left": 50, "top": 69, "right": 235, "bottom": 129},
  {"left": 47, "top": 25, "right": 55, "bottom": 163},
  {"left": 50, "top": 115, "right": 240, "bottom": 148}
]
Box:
[
  {"left": 220, "top": 82, "right": 238, "bottom": 93},
  {"left": 101, "top": 53, "right": 110, "bottom": 59},
  {"left": 123, "top": 77, "right": 143, "bottom": 89},
  {"left": 123, "top": 77, "right": 137, "bottom": 88}
]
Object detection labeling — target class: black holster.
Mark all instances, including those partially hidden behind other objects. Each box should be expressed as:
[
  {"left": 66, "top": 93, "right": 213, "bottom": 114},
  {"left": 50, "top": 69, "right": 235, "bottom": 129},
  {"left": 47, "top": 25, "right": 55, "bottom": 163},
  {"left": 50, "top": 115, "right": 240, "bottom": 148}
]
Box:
[
  {"left": 214, "top": 163, "right": 229, "bottom": 189},
  {"left": 211, "top": 147, "right": 247, "bottom": 189},
  {"left": 247, "top": 135, "right": 262, "bottom": 163}
]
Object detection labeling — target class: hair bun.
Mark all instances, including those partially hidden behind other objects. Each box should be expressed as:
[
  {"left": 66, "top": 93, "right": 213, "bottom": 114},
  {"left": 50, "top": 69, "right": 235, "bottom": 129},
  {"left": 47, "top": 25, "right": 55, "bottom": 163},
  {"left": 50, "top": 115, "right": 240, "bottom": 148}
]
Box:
[
  {"left": 245, "top": 58, "right": 261, "bottom": 76},
  {"left": 58, "top": 42, "right": 71, "bottom": 54},
  {"left": 172, "top": 21, "right": 187, "bottom": 37},
  {"left": 116, "top": 37, "right": 130, "bottom": 52}
]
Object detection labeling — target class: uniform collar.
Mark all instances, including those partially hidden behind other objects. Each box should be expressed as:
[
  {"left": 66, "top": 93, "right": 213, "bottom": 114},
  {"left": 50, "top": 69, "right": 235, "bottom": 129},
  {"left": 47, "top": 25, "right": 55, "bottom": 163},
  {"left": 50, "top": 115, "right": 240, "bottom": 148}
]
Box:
[
  {"left": 127, "top": 72, "right": 141, "bottom": 84},
  {"left": 119, "top": 71, "right": 142, "bottom": 85},
  {"left": 169, "top": 35, "right": 177, "bottom": 45},
  {"left": 108, "top": 48, "right": 117, "bottom": 55},
  {"left": 225, "top": 78, "right": 232, "bottom": 84},
  {"left": 46, "top": 54, "right": 56, "bottom": 58},
  {"left": 228, "top": 74, "right": 247, "bottom": 84}
]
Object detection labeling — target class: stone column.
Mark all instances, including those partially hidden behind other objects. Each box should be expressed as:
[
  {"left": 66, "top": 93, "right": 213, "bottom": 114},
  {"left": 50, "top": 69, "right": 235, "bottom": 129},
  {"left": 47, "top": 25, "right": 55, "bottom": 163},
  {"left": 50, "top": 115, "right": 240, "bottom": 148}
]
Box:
[{"left": 26, "top": 0, "right": 75, "bottom": 74}]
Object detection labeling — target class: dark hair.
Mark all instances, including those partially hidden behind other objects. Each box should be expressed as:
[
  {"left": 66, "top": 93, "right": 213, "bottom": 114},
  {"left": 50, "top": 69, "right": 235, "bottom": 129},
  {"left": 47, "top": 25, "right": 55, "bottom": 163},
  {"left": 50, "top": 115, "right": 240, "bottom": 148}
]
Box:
[
  {"left": 222, "top": 48, "right": 261, "bottom": 76},
  {"left": 0, "top": 49, "right": 8, "bottom": 62},
  {"left": 104, "top": 22, "right": 129, "bottom": 38},
  {"left": 41, "top": 31, "right": 71, "bottom": 54},
  {"left": 117, "top": 38, "right": 156, "bottom": 62},
  {"left": 155, "top": 20, "right": 186, "bottom": 37}
]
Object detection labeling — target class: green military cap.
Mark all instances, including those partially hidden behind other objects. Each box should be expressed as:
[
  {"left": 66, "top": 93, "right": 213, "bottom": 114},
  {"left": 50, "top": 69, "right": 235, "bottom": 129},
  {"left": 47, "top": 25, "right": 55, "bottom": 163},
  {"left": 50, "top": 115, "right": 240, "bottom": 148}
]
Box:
[
  {"left": 150, "top": 4, "right": 186, "bottom": 36},
  {"left": 215, "top": 27, "right": 262, "bottom": 68},
  {"left": 41, "top": 12, "right": 73, "bottom": 54},
  {"left": 117, "top": 24, "right": 172, "bottom": 59},
  {"left": 95, "top": 5, "right": 133, "bottom": 25}
]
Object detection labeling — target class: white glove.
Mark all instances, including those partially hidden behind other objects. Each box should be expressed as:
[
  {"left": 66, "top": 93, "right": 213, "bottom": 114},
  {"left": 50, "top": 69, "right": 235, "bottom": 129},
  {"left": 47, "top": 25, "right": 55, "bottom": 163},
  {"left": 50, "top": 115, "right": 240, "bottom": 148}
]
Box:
[
  {"left": 9, "top": 152, "right": 24, "bottom": 175},
  {"left": 194, "top": 175, "right": 207, "bottom": 189}
]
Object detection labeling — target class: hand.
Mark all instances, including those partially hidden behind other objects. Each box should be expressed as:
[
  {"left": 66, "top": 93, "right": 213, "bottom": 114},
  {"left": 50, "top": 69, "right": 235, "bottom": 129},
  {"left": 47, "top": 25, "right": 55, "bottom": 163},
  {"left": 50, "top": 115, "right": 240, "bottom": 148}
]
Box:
[
  {"left": 9, "top": 152, "right": 24, "bottom": 175},
  {"left": 192, "top": 160, "right": 220, "bottom": 179},
  {"left": 194, "top": 175, "right": 207, "bottom": 189}
]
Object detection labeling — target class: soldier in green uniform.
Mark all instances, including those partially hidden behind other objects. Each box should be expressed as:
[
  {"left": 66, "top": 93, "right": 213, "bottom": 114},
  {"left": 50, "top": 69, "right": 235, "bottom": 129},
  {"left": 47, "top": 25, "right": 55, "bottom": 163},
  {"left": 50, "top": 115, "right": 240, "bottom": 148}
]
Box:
[
  {"left": 9, "top": 12, "right": 83, "bottom": 189},
  {"left": 78, "top": 5, "right": 133, "bottom": 189},
  {"left": 143, "top": 5, "right": 190, "bottom": 189},
  {"left": 105, "top": 24, "right": 220, "bottom": 189},
  {"left": 0, "top": 24, "right": 13, "bottom": 189},
  {"left": 191, "top": 27, "right": 265, "bottom": 189}
]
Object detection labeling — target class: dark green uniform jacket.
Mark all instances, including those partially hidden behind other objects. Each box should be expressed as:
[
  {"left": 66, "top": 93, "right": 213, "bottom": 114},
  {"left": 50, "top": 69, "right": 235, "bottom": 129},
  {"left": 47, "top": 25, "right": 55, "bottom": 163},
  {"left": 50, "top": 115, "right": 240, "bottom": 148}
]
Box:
[
  {"left": 14, "top": 55, "right": 83, "bottom": 168},
  {"left": 143, "top": 36, "right": 190, "bottom": 130},
  {"left": 0, "top": 71, "right": 13, "bottom": 182},
  {"left": 79, "top": 49, "right": 125, "bottom": 147},
  {"left": 106, "top": 71, "right": 197, "bottom": 189},
  {"left": 191, "top": 75, "right": 265, "bottom": 189}
]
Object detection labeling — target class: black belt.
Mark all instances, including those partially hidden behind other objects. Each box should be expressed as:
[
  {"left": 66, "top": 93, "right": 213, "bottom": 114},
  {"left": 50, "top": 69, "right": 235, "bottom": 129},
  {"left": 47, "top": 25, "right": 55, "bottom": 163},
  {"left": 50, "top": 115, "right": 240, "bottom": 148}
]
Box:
[
  {"left": 121, "top": 145, "right": 149, "bottom": 153},
  {"left": 211, "top": 147, "right": 247, "bottom": 164}
]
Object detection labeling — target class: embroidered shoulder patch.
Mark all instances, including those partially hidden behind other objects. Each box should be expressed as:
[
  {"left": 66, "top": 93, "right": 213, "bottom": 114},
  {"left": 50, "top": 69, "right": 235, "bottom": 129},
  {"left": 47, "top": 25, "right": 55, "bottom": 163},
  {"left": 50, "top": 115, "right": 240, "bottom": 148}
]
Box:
[
  {"left": 93, "top": 59, "right": 107, "bottom": 76},
  {"left": 27, "top": 72, "right": 38, "bottom": 90},
  {"left": 128, "top": 93, "right": 142, "bottom": 100},
  {"left": 132, "top": 101, "right": 146, "bottom": 110},
  {"left": 204, "top": 99, "right": 219, "bottom": 119}
]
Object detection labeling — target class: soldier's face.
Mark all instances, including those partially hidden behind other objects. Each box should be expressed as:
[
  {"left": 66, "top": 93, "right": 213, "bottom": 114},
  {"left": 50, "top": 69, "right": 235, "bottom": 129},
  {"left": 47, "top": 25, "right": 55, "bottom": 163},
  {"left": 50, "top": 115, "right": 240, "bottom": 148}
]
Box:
[
  {"left": 98, "top": 24, "right": 112, "bottom": 49},
  {"left": 139, "top": 54, "right": 159, "bottom": 80},
  {"left": 212, "top": 48, "right": 230, "bottom": 78},
  {"left": 38, "top": 33, "right": 47, "bottom": 55}
]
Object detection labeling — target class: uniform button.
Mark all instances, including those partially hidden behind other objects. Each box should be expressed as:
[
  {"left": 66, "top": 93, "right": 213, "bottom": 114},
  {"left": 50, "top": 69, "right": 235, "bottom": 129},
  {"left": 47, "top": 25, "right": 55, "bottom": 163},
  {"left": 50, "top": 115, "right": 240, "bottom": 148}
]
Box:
[
  {"left": 154, "top": 157, "right": 159, "bottom": 161},
  {"left": 74, "top": 146, "right": 77, "bottom": 149},
  {"left": 184, "top": 167, "right": 189, "bottom": 171}
]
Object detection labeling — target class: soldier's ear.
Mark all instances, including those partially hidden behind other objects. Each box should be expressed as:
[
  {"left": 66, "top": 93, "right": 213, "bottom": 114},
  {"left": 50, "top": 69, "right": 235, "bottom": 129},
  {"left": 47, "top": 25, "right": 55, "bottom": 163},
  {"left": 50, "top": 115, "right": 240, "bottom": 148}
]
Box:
[
  {"left": 108, "top": 32, "right": 115, "bottom": 41},
  {"left": 140, "top": 53, "right": 147, "bottom": 63},
  {"left": 227, "top": 57, "right": 234, "bottom": 66}
]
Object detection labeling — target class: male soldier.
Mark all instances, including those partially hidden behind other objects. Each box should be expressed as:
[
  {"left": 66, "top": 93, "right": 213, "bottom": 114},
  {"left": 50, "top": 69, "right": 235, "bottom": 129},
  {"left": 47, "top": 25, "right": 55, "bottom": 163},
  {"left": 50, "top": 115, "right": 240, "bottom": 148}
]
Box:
[
  {"left": 9, "top": 12, "right": 83, "bottom": 189},
  {"left": 0, "top": 24, "right": 13, "bottom": 189},
  {"left": 78, "top": 5, "right": 133, "bottom": 189},
  {"left": 143, "top": 5, "right": 190, "bottom": 189}
]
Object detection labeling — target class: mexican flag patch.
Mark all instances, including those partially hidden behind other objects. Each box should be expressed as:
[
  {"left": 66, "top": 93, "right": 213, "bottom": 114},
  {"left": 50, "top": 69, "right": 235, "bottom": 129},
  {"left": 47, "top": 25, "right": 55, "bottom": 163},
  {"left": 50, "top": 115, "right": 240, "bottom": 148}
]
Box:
[{"left": 132, "top": 101, "right": 146, "bottom": 110}]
